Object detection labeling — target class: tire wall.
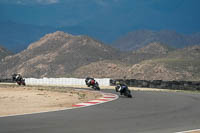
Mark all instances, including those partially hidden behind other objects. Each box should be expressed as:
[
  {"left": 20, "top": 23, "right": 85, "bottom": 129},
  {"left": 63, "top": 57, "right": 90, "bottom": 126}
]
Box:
[
  {"left": 0, "top": 79, "right": 14, "bottom": 83},
  {"left": 110, "top": 79, "right": 200, "bottom": 91}
]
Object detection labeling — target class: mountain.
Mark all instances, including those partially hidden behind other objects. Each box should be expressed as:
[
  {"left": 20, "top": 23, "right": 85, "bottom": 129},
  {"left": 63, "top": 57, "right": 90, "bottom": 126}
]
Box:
[
  {"left": 166, "top": 45, "right": 200, "bottom": 60},
  {"left": 73, "top": 60, "right": 130, "bottom": 78},
  {"left": 0, "top": 21, "right": 100, "bottom": 53},
  {"left": 0, "top": 45, "right": 12, "bottom": 60},
  {"left": 73, "top": 42, "right": 174, "bottom": 78},
  {"left": 120, "top": 42, "right": 175, "bottom": 64},
  {"left": 0, "top": 31, "right": 120, "bottom": 78},
  {"left": 113, "top": 30, "right": 200, "bottom": 51},
  {"left": 72, "top": 44, "right": 200, "bottom": 81},
  {"left": 1, "top": 31, "right": 200, "bottom": 81},
  {"left": 124, "top": 45, "right": 200, "bottom": 81}
]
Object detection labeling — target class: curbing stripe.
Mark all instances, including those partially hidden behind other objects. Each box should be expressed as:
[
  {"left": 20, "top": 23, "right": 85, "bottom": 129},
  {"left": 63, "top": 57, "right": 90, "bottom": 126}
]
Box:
[
  {"left": 95, "top": 99, "right": 109, "bottom": 101},
  {"left": 85, "top": 102, "right": 100, "bottom": 104},
  {"left": 88, "top": 100, "right": 105, "bottom": 103},
  {"left": 71, "top": 92, "right": 118, "bottom": 107}
]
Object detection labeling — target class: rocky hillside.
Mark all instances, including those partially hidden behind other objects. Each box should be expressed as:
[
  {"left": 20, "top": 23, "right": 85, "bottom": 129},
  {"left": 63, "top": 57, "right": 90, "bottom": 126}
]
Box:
[
  {"left": 120, "top": 42, "right": 174, "bottom": 64},
  {"left": 123, "top": 45, "right": 200, "bottom": 81},
  {"left": 0, "top": 45, "right": 12, "bottom": 60},
  {"left": 113, "top": 30, "right": 200, "bottom": 51},
  {"left": 73, "top": 42, "right": 175, "bottom": 78},
  {"left": 73, "top": 60, "right": 130, "bottom": 78},
  {"left": 73, "top": 45, "right": 200, "bottom": 81},
  {"left": 0, "top": 31, "right": 120, "bottom": 78},
  {"left": 166, "top": 45, "right": 200, "bottom": 60},
  {"left": 1, "top": 31, "right": 200, "bottom": 81}
]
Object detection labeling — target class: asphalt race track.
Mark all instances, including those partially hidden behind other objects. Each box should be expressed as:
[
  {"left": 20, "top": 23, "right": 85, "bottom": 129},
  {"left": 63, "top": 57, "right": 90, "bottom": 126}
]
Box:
[{"left": 1, "top": 89, "right": 200, "bottom": 133}]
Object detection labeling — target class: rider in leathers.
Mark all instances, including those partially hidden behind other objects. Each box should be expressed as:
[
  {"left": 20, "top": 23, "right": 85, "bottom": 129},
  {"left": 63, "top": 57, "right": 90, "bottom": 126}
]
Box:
[
  {"left": 85, "top": 77, "right": 95, "bottom": 87},
  {"left": 115, "top": 81, "right": 128, "bottom": 95}
]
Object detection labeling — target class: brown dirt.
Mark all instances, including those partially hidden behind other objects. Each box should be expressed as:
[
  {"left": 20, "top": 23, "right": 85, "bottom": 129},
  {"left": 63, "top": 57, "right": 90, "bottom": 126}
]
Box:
[{"left": 0, "top": 84, "right": 102, "bottom": 116}]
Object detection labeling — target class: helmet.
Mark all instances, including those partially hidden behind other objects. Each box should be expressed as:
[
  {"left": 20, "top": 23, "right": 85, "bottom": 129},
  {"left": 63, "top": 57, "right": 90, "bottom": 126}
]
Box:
[{"left": 115, "top": 81, "right": 120, "bottom": 85}]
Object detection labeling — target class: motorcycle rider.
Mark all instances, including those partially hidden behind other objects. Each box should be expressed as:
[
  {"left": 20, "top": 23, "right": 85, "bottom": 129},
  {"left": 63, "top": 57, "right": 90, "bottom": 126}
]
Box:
[
  {"left": 12, "top": 73, "right": 22, "bottom": 82},
  {"left": 12, "top": 73, "right": 25, "bottom": 85},
  {"left": 85, "top": 77, "right": 100, "bottom": 90},
  {"left": 85, "top": 77, "right": 95, "bottom": 87},
  {"left": 16, "top": 74, "right": 23, "bottom": 82},
  {"left": 115, "top": 81, "right": 128, "bottom": 95}
]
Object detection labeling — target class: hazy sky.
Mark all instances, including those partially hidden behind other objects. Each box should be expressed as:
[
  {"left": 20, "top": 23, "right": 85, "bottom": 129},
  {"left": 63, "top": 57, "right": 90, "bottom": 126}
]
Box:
[{"left": 0, "top": 0, "right": 200, "bottom": 42}]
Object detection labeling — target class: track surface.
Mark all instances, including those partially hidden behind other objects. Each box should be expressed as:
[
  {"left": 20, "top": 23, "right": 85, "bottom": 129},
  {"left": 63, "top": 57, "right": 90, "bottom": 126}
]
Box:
[{"left": 1, "top": 89, "right": 200, "bottom": 133}]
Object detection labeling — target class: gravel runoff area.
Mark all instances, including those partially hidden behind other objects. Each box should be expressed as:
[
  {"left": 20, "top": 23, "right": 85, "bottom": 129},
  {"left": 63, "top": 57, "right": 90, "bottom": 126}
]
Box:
[{"left": 0, "top": 84, "right": 102, "bottom": 116}]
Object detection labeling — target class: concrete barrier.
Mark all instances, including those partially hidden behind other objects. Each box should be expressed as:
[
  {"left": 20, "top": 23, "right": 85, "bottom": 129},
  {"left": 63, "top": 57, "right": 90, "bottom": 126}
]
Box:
[{"left": 25, "top": 78, "right": 110, "bottom": 86}]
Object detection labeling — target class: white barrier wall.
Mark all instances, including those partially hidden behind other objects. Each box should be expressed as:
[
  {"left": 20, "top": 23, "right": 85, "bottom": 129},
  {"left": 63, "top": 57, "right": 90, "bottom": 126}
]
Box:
[{"left": 25, "top": 78, "right": 111, "bottom": 86}]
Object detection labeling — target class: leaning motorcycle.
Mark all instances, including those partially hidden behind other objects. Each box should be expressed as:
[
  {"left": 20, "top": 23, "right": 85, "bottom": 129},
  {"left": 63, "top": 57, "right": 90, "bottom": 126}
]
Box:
[
  {"left": 91, "top": 81, "right": 100, "bottom": 91},
  {"left": 12, "top": 74, "right": 26, "bottom": 86},
  {"left": 85, "top": 78, "right": 100, "bottom": 91},
  {"left": 115, "top": 84, "right": 132, "bottom": 98},
  {"left": 16, "top": 79, "right": 26, "bottom": 86}
]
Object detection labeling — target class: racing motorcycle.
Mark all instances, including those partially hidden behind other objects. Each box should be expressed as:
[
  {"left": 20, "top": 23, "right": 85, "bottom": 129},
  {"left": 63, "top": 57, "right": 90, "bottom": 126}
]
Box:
[
  {"left": 115, "top": 83, "right": 132, "bottom": 98},
  {"left": 12, "top": 74, "right": 26, "bottom": 86},
  {"left": 85, "top": 77, "right": 100, "bottom": 91},
  {"left": 16, "top": 78, "right": 26, "bottom": 86}
]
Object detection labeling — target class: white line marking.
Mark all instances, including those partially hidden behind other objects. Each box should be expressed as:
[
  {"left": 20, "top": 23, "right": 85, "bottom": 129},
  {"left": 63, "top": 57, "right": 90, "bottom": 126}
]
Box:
[
  {"left": 76, "top": 103, "right": 95, "bottom": 106},
  {"left": 89, "top": 100, "right": 105, "bottom": 103},
  {"left": 175, "top": 129, "right": 200, "bottom": 133}
]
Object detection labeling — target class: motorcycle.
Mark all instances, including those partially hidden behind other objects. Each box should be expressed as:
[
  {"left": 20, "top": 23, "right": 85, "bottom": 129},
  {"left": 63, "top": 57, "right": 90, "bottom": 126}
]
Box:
[
  {"left": 12, "top": 73, "right": 26, "bottom": 86},
  {"left": 16, "top": 79, "right": 26, "bottom": 86},
  {"left": 85, "top": 77, "right": 100, "bottom": 91},
  {"left": 91, "top": 81, "right": 100, "bottom": 91},
  {"left": 115, "top": 84, "right": 132, "bottom": 98}
]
